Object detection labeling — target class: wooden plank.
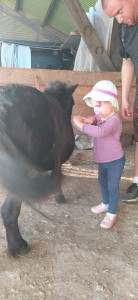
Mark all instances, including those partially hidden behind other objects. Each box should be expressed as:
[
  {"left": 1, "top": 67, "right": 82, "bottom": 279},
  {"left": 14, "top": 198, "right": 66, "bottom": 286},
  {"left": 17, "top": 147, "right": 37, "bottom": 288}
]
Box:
[
  {"left": 61, "top": 0, "right": 115, "bottom": 71},
  {"left": 0, "top": 67, "right": 136, "bottom": 87},
  {"left": 0, "top": 68, "right": 123, "bottom": 87},
  {"left": 0, "top": 68, "right": 135, "bottom": 128},
  {"left": 41, "top": 0, "right": 55, "bottom": 27}
]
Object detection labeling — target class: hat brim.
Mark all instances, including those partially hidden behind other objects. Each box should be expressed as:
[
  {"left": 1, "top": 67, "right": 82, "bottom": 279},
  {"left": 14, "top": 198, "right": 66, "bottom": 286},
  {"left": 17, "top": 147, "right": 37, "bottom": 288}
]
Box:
[
  {"left": 83, "top": 92, "right": 94, "bottom": 107},
  {"left": 83, "top": 91, "right": 119, "bottom": 110}
]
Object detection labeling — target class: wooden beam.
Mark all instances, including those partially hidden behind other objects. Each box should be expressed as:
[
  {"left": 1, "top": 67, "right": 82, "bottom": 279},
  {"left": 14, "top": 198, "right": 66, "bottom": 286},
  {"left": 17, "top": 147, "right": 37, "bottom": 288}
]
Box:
[
  {"left": 15, "top": 0, "right": 20, "bottom": 12},
  {"left": 109, "top": 19, "right": 122, "bottom": 71},
  {"left": 62, "top": 0, "right": 115, "bottom": 71},
  {"left": 41, "top": 0, "right": 55, "bottom": 27}
]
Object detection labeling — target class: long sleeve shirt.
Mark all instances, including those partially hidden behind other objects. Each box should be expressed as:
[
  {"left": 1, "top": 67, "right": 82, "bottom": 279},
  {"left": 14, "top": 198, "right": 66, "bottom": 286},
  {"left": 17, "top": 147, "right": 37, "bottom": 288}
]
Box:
[{"left": 82, "top": 114, "right": 124, "bottom": 163}]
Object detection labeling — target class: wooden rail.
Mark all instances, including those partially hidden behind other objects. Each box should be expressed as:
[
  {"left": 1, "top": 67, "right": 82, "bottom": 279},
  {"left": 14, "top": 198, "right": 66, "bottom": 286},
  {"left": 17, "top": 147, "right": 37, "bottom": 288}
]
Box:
[{"left": 0, "top": 67, "right": 135, "bottom": 134}]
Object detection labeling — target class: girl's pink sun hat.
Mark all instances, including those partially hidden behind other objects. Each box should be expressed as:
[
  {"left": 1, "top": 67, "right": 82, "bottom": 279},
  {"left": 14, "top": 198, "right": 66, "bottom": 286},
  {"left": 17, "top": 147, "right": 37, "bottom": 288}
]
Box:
[{"left": 83, "top": 80, "right": 119, "bottom": 110}]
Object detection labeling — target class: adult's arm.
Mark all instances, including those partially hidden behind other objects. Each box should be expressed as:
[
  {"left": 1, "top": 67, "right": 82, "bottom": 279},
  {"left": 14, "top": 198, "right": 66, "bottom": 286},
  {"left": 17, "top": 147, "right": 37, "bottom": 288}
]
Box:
[{"left": 121, "top": 58, "right": 134, "bottom": 119}]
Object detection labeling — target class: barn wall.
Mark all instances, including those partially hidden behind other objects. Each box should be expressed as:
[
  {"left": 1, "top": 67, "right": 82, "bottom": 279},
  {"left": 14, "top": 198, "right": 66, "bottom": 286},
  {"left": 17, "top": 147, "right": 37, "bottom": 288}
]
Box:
[
  {"left": 31, "top": 49, "right": 63, "bottom": 69},
  {"left": 0, "top": 68, "right": 135, "bottom": 134},
  {"left": 31, "top": 49, "right": 74, "bottom": 70}
]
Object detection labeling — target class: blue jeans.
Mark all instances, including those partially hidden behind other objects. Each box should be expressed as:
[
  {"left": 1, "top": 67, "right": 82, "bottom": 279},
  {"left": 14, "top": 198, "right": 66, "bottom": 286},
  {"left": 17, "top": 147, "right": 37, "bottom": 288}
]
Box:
[{"left": 98, "top": 156, "right": 125, "bottom": 214}]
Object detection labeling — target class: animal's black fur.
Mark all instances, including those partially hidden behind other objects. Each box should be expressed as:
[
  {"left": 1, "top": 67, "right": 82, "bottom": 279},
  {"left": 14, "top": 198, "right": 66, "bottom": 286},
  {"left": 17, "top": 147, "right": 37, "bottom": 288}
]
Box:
[{"left": 0, "top": 81, "right": 77, "bottom": 256}]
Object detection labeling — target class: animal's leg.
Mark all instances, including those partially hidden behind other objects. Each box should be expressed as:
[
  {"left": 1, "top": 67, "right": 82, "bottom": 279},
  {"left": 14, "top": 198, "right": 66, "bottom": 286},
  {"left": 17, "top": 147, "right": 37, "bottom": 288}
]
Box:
[
  {"left": 55, "top": 184, "right": 66, "bottom": 203},
  {"left": 1, "top": 194, "right": 29, "bottom": 257}
]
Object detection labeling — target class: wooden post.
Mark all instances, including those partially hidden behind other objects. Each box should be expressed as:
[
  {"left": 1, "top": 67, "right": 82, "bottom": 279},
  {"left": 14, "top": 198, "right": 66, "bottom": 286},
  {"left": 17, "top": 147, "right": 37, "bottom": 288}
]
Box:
[{"left": 62, "top": 0, "right": 115, "bottom": 71}]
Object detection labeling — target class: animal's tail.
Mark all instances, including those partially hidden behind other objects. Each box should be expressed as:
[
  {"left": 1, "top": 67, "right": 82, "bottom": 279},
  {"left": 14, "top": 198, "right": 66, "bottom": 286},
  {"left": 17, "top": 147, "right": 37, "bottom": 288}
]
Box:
[{"left": 0, "top": 134, "right": 62, "bottom": 201}]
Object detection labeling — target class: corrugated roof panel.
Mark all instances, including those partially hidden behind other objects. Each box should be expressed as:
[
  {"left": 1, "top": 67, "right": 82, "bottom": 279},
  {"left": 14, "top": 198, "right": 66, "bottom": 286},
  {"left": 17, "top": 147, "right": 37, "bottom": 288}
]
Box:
[
  {"left": 0, "top": 0, "right": 15, "bottom": 9},
  {"left": 0, "top": 5, "right": 67, "bottom": 44},
  {"left": 20, "top": 0, "right": 51, "bottom": 22},
  {"left": 47, "top": 0, "right": 98, "bottom": 35},
  {"left": 47, "top": 0, "right": 75, "bottom": 35},
  {"left": 80, "top": 0, "right": 97, "bottom": 11},
  {"left": 0, "top": 0, "right": 99, "bottom": 47}
]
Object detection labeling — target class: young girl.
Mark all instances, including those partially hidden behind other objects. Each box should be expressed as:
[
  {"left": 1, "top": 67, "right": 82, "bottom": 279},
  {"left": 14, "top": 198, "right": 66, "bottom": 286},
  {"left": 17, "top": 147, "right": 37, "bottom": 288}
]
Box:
[{"left": 72, "top": 80, "right": 125, "bottom": 229}]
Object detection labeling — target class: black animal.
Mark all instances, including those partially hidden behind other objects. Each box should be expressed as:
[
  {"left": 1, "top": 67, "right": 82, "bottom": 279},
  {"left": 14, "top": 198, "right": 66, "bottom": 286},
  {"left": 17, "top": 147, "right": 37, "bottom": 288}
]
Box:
[{"left": 0, "top": 81, "right": 77, "bottom": 256}]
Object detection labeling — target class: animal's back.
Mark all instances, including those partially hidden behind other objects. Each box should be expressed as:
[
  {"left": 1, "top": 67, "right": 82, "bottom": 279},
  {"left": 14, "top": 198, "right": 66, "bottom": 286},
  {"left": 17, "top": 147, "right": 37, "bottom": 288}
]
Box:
[
  {"left": 0, "top": 84, "right": 55, "bottom": 165},
  {"left": 0, "top": 83, "right": 76, "bottom": 200}
]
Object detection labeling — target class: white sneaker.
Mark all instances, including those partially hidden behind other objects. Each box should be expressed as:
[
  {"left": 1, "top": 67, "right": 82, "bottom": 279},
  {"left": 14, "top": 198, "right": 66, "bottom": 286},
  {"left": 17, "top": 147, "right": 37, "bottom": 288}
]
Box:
[
  {"left": 100, "top": 213, "right": 117, "bottom": 229},
  {"left": 91, "top": 203, "right": 108, "bottom": 214}
]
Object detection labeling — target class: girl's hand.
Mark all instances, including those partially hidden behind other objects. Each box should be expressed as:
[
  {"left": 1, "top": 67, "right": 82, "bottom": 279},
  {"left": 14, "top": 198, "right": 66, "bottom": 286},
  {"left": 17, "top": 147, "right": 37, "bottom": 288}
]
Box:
[
  {"left": 72, "top": 115, "right": 94, "bottom": 131},
  {"left": 83, "top": 116, "right": 95, "bottom": 124}
]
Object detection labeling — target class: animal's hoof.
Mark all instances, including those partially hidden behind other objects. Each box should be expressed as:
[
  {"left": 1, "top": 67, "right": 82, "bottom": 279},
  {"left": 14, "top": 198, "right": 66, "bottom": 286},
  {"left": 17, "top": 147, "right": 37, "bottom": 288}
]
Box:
[
  {"left": 55, "top": 195, "right": 66, "bottom": 204},
  {"left": 8, "top": 239, "right": 29, "bottom": 257}
]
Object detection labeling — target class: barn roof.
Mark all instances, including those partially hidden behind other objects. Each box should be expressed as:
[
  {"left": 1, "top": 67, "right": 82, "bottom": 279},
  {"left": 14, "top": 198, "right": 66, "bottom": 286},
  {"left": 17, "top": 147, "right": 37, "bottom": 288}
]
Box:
[{"left": 0, "top": 0, "right": 97, "bottom": 49}]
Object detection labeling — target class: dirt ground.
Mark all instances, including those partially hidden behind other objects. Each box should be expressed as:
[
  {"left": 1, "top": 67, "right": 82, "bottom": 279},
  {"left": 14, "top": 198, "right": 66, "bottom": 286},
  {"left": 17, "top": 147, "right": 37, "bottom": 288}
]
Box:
[{"left": 0, "top": 144, "right": 138, "bottom": 300}]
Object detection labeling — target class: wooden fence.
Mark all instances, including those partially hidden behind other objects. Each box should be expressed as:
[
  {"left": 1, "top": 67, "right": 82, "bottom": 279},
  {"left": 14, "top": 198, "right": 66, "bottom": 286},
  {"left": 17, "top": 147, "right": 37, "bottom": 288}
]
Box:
[{"left": 0, "top": 68, "right": 135, "bottom": 135}]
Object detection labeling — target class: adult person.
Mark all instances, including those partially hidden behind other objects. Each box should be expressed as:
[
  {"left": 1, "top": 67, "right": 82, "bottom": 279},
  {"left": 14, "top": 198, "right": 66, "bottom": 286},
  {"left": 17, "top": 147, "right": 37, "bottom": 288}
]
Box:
[{"left": 101, "top": 0, "right": 138, "bottom": 202}]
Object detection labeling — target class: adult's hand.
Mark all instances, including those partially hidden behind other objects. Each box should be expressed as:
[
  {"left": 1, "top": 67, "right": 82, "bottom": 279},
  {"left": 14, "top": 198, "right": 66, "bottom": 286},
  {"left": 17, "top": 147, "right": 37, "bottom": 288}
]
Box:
[{"left": 122, "top": 101, "right": 132, "bottom": 119}]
